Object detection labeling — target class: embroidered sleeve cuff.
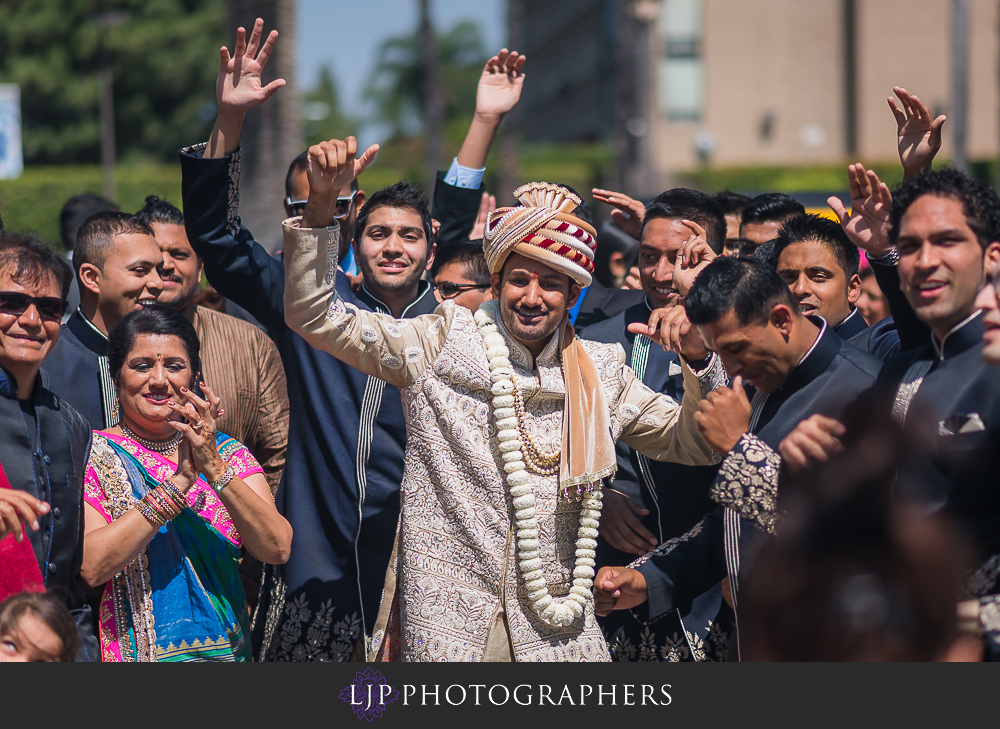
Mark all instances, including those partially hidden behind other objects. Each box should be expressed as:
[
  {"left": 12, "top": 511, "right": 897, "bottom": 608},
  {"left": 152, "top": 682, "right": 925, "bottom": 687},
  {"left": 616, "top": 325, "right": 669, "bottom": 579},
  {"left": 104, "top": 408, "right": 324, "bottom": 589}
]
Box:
[
  {"left": 443, "top": 157, "right": 486, "bottom": 189},
  {"left": 686, "top": 353, "right": 727, "bottom": 399},
  {"left": 709, "top": 433, "right": 780, "bottom": 535}
]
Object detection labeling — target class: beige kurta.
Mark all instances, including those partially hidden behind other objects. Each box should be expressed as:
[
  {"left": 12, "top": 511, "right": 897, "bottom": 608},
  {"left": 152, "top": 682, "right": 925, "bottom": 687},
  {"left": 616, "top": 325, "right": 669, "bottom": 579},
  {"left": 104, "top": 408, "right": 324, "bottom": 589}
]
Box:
[{"left": 282, "top": 219, "right": 724, "bottom": 662}]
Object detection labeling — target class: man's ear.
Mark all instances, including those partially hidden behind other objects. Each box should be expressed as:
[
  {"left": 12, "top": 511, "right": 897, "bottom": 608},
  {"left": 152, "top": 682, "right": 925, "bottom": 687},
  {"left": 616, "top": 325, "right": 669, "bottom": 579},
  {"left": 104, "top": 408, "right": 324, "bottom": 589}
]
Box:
[
  {"left": 425, "top": 241, "right": 437, "bottom": 272},
  {"left": 769, "top": 303, "right": 795, "bottom": 338},
  {"left": 78, "top": 263, "right": 102, "bottom": 297},
  {"left": 354, "top": 190, "right": 366, "bottom": 212},
  {"left": 567, "top": 281, "right": 582, "bottom": 309},
  {"left": 983, "top": 241, "right": 1000, "bottom": 278},
  {"left": 847, "top": 272, "right": 862, "bottom": 305},
  {"left": 491, "top": 272, "right": 503, "bottom": 300}
]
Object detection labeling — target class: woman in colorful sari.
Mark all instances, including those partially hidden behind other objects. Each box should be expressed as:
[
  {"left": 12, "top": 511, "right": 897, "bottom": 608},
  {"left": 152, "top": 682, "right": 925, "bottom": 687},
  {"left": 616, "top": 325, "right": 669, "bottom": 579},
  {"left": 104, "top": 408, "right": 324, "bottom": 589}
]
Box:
[{"left": 80, "top": 305, "right": 292, "bottom": 661}]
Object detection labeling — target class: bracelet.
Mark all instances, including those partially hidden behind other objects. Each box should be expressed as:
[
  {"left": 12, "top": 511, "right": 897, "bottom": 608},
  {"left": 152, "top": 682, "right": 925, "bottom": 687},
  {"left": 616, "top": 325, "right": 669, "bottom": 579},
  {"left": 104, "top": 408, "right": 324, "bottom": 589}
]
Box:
[{"left": 208, "top": 464, "right": 237, "bottom": 496}]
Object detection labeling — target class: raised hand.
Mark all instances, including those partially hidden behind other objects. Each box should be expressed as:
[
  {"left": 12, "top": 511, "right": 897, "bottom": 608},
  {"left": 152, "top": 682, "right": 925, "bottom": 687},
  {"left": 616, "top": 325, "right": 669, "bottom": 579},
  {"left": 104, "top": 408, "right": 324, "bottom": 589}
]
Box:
[
  {"left": 827, "top": 164, "right": 894, "bottom": 257},
  {"left": 594, "top": 566, "right": 649, "bottom": 616},
  {"left": 778, "top": 414, "right": 846, "bottom": 474},
  {"left": 599, "top": 490, "right": 657, "bottom": 556},
  {"left": 216, "top": 18, "right": 285, "bottom": 116},
  {"left": 302, "top": 137, "right": 379, "bottom": 228},
  {"left": 476, "top": 49, "right": 526, "bottom": 121},
  {"left": 592, "top": 188, "right": 645, "bottom": 241},
  {"left": 673, "top": 220, "right": 716, "bottom": 297},
  {"left": 694, "top": 375, "right": 751, "bottom": 453},
  {"left": 469, "top": 192, "right": 496, "bottom": 240},
  {"left": 888, "top": 86, "right": 946, "bottom": 178}
]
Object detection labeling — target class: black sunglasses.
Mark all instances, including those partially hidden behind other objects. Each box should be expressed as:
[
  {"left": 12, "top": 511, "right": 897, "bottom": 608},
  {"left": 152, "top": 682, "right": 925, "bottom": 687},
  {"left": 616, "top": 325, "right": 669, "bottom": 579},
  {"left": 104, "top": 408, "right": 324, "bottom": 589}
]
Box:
[
  {"left": 285, "top": 190, "right": 359, "bottom": 220},
  {"left": 0, "top": 292, "right": 69, "bottom": 321},
  {"left": 435, "top": 282, "right": 491, "bottom": 299}
]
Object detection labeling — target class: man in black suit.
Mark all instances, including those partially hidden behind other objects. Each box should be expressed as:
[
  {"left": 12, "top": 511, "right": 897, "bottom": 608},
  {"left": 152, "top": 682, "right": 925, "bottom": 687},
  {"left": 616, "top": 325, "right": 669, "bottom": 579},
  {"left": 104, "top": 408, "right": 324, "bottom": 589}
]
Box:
[{"left": 581, "top": 188, "right": 730, "bottom": 661}]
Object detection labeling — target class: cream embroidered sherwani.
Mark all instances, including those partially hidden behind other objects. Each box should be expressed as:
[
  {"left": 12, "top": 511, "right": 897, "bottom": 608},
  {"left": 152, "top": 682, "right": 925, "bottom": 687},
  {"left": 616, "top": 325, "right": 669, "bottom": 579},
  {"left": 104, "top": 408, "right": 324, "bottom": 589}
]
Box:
[{"left": 282, "top": 220, "right": 724, "bottom": 662}]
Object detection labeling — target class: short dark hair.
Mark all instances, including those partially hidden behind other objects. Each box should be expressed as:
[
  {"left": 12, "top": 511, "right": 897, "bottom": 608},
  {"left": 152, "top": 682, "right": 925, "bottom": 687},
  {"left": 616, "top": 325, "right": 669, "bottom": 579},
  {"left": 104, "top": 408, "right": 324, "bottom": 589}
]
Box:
[
  {"left": 430, "top": 238, "right": 490, "bottom": 284},
  {"left": 641, "top": 188, "right": 727, "bottom": 254},
  {"left": 134, "top": 195, "right": 184, "bottom": 227},
  {"left": 0, "top": 592, "right": 80, "bottom": 662},
  {"left": 712, "top": 190, "right": 752, "bottom": 218},
  {"left": 0, "top": 230, "right": 74, "bottom": 299},
  {"left": 889, "top": 168, "right": 1000, "bottom": 251},
  {"left": 773, "top": 213, "right": 861, "bottom": 280},
  {"left": 751, "top": 239, "right": 779, "bottom": 268},
  {"left": 686, "top": 255, "right": 798, "bottom": 327},
  {"left": 60, "top": 194, "right": 117, "bottom": 252},
  {"left": 107, "top": 304, "right": 201, "bottom": 386},
  {"left": 741, "top": 193, "right": 806, "bottom": 228},
  {"left": 353, "top": 180, "right": 434, "bottom": 247},
  {"left": 285, "top": 151, "right": 358, "bottom": 199},
  {"left": 72, "top": 211, "right": 154, "bottom": 279}
]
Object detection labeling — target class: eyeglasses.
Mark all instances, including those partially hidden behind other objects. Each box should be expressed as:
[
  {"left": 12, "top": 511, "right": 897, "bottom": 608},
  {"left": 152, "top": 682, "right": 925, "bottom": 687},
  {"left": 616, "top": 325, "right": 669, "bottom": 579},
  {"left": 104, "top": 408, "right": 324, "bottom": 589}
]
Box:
[
  {"left": 434, "top": 282, "right": 491, "bottom": 299},
  {"left": 0, "top": 292, "right": 69, "bottom": 321},
  {"left": 285, "top": 190, "right": 359, "bottom": 220}
]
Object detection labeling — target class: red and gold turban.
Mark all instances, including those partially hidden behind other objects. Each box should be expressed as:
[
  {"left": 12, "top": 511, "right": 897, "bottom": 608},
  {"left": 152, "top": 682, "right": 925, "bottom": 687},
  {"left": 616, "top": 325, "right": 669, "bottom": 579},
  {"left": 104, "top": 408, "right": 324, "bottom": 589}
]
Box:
[{"left": 483, "top": 182, "right": 598, "bottom": 287}]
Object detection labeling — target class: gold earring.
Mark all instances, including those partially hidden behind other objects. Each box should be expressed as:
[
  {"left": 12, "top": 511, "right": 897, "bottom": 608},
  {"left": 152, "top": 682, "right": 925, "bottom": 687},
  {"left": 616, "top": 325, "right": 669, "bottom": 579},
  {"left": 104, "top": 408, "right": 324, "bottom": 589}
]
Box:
[{"left": 111, "top": 399, "right": 120, "bottom": 421}]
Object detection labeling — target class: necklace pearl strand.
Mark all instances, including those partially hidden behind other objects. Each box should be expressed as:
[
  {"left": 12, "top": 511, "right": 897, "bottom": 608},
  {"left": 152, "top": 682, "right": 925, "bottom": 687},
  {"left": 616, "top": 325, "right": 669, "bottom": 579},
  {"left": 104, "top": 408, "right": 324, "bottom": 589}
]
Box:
[
  {"left": 120, "top": 421, "right": 183, "bottom": 455},
  {"left": 475, "top": 307, "right": 603, "bottom": 628}
]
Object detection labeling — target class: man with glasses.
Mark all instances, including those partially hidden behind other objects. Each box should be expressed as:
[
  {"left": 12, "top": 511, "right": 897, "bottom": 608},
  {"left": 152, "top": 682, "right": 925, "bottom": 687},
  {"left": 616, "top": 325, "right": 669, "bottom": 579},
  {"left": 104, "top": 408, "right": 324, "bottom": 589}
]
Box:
[
  {"left": 0, "top": 231, "right": 99, "bottom": 660},
  {"left": 284, "top": 157, "right": 362, "bottom": 275},
  {"left": 431, "top": 239, "right": 493, "bottom": 312}
]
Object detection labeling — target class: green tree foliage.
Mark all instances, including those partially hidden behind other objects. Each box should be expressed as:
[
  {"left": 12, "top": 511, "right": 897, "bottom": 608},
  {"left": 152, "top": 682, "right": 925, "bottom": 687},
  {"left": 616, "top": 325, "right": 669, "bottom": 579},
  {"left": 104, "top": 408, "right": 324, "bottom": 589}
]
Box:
[
  {"left": 0, "top": 0, "right": 225, "bottom": 164},
  {"left": 364, "top": 20, "right": 486, "bottom": 139},
  {"left": 302, "top": 65, "right": 357, "bottom": 147}
]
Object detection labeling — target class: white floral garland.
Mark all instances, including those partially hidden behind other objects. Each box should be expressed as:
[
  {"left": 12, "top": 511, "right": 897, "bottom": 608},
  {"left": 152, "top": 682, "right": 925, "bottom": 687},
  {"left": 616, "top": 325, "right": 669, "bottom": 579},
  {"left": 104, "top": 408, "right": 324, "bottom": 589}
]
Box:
[{"left": 474, "top": 306, "right": 603, "bottom": 628}]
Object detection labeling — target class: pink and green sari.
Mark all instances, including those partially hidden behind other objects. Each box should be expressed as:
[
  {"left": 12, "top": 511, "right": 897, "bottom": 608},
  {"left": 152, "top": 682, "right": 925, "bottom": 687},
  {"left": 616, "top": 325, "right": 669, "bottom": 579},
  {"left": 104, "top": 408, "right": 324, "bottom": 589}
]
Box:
[{"left": 84, "top": 431, "right": 263, "bottom": 662}]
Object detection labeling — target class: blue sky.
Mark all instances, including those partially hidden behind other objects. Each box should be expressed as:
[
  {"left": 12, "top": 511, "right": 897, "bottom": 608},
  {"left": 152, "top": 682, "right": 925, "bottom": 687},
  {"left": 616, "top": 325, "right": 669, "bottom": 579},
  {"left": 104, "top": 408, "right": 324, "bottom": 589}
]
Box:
[{"left": 297, "top": 0, "right": 506, "bottom": 118}]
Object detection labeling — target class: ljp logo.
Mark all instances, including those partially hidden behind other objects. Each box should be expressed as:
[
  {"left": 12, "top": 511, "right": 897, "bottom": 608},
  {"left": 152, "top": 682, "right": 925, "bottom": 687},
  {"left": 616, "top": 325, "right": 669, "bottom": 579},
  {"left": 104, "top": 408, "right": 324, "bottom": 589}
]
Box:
[{"left": 339, "top": 668, "right": 400, "bottom": 721}]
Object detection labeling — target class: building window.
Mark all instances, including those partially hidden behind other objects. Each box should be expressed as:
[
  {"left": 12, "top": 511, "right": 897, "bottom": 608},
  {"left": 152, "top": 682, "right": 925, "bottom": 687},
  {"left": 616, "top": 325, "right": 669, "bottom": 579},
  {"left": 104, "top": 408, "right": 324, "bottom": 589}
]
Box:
[{"left": 658, "top": 0, "right": 703, "bottom": 121}]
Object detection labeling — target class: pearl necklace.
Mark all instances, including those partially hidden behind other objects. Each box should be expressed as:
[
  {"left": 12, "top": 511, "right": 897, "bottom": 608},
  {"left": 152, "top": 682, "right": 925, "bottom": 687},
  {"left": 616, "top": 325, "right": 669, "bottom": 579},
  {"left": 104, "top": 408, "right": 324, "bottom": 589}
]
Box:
[
  {"left": 474, "top": 306, "right": 602, "bottom": 628},
  {"left": 120, "top": 421, "right": 183, "bottom": 455}
]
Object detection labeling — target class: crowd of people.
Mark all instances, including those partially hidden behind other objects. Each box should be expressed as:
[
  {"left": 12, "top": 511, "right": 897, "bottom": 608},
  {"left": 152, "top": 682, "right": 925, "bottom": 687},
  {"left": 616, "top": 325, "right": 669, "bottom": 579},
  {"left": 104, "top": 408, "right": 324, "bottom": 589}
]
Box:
[{"left": 0, "top": 18, "right": 997, "bottom": 663}]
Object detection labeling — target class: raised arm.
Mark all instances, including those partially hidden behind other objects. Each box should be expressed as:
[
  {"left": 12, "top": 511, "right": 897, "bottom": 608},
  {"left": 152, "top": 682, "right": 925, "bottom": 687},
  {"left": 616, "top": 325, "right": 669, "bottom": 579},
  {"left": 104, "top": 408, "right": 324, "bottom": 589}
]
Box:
[
  {"left": 434, "top": 49, "right": 525, "bottom": 245},
  {"left": 206, "top": 18, "right": 285, "bottom": 159},
  {"left": 888, "top": 86, "right": 946, "bottom": 183},
  {"left": 283, "top": 137, "right": 455, "bottom": 388},
  {"left": 180, "top": 18, "right": 287, "bottom": 332}
]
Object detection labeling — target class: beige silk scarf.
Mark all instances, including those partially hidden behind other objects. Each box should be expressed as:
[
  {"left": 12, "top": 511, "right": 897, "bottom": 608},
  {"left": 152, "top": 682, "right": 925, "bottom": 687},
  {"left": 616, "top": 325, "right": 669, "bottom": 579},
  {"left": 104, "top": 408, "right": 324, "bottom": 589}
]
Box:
[{"left": 483, "top": 182, "right": 616, "bottom": 492}]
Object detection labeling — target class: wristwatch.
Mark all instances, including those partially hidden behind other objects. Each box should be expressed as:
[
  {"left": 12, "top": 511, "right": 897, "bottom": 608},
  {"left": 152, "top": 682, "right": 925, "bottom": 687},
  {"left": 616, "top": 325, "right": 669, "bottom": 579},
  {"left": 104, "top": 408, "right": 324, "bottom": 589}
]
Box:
[
  {"left": 866, "top": 248, "right": 900, "bottom": 266},
  {"left": 208, "top": 464, "right": 237, "bottom": 496}
]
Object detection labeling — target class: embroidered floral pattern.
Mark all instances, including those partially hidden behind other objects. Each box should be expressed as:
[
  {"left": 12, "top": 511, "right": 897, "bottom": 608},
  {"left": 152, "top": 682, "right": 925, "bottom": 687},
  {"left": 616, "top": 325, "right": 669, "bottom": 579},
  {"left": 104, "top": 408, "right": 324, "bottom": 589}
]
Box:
[{"left": 710, "top": 434, "right": 781, "bottom": 535}]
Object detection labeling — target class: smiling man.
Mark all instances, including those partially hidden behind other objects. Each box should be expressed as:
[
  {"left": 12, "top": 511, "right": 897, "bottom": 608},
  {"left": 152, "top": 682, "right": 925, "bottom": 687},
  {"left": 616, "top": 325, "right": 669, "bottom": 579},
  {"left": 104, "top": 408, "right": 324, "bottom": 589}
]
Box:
[
  {"left": 0, "top": 231, "right": 98, "bottom": 660},
  {"left": 594, "top": 256, "right": 882, "bottom": 659},
  {"left": 284, "top": 154, "right": 727, "bottom": 660},
  {"left": 44, "top": 211, "right": 162, "bottom": 429},
  {"left": 771, "top": 214, "right": 902, "bottom": 361},
  {"left": 579, "top": 188, "right": 729, "bottom": 661}
]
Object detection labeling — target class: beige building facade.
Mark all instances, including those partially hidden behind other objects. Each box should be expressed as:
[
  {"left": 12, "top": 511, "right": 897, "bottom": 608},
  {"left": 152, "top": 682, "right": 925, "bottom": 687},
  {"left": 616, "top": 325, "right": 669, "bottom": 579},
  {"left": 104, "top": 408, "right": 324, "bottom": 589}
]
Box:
[{"left": 653, "top": 0, "right": 1000, "bottom": 178}]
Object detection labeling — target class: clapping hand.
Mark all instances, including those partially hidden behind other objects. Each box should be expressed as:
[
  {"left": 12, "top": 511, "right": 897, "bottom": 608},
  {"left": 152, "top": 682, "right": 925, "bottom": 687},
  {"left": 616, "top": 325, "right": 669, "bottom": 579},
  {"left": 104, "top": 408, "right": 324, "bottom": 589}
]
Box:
[
  {"left": 476, "top": 49, "right": 526, "bottom": 121},
  {"left": 827, "top": 164, "right": 894, "bottom": 257},
  {"left": 888, "top": 86, "right": 946, "bottom": 178},
  {"left": 216, "top": 18, "right": 285, "bottom": 116}
]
